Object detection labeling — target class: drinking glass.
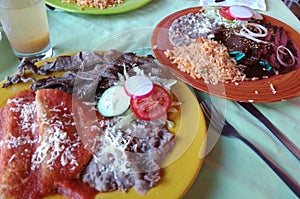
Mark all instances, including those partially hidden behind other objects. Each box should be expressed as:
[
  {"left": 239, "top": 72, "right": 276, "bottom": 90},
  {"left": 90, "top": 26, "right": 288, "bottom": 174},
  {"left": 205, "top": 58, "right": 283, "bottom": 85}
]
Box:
[{"left": 0, "top": 0, "right": 52, "bottom": 61}]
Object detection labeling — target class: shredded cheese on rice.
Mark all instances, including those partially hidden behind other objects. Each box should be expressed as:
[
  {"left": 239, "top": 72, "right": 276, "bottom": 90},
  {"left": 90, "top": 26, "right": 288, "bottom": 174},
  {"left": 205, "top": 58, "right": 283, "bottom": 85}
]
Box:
[{"left": 164, "top": 38, "right": 246, "bottom": 85}]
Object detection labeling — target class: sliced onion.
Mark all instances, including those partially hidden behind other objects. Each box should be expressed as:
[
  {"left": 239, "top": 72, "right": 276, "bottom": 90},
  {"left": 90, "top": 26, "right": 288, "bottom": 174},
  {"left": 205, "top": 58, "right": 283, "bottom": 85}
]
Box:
[
  {"left": 278, "top": 46, "right": 289, "bottom": 55},
  {"left": 234, "top": 30, "right": 269, "bottom": 44},
  {"left": 233, "top": 21, "right": 269, "bottom": 44},
  {"left": 124, "top": 75, "right": 154, "bottom": 99},
  {"left": 242, "top": 23, "right": 268, "bottom": 37},
  {"left": 276, "top": 45, "right": 295, "bottom": 67}
]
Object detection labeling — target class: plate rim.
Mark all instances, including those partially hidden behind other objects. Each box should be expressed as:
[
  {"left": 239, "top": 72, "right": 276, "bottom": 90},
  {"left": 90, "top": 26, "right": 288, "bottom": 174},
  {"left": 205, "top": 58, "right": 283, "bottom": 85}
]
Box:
[
  {"left": 45, "top": 0, "right": 152, "bottom": 14},
  {"left": 151, "top": 6, "right": 300, "bottom": 103},
  {"left": 0, "top": 51, "right": 207, "bottom": 198}
]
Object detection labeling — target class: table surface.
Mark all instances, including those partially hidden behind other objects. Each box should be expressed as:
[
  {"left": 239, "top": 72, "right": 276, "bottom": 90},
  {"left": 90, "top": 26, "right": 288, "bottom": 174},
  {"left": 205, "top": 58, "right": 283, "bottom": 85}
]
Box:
[{"left": 0, "top": 0, "right": 299, "bottom": 199}]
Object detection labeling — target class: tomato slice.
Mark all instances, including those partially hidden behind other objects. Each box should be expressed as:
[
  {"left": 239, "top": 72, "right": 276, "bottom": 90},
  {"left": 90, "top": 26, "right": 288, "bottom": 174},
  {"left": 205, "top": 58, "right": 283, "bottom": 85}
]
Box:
[
  {"left": 219, "top": 7, "right": 235, "bottom": 21},
  {"left": 130, "top": 84, "right": 172, "bottom": 121}
]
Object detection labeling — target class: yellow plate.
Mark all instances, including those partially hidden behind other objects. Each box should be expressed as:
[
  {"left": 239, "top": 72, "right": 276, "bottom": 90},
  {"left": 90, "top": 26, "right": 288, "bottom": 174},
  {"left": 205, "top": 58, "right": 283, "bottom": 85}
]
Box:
[{"left": 0, "top": 53, "right": 206, "bottom": 199}]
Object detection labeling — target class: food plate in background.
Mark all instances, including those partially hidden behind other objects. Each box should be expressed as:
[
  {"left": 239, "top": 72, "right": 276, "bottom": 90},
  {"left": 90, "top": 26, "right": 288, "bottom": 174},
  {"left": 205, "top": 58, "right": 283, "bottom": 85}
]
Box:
[
  {"left": 45, "top": 0, "right": 152, "bottom": 14},
  {"left": 0, "top": 52, "right": 207, "bottom": 199},
  {"left": 151, "top": 7, "right": 300, "bottom": 103}
]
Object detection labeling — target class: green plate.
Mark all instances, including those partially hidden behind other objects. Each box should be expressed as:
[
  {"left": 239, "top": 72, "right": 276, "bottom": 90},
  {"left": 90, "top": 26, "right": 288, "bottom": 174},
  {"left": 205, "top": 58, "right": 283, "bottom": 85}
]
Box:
[{"left": 45, "top": 0, "right": 152, "bottom": 14}]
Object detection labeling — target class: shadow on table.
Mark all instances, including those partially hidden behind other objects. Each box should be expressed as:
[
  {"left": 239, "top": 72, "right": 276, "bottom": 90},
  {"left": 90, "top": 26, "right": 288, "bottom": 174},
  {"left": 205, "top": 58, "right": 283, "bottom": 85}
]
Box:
[
  {"left": 0, "top": 29, "right": 20, "bottom": 81},
  {"left": 184, "top": 137, "right": 224, "bottom": 199}
]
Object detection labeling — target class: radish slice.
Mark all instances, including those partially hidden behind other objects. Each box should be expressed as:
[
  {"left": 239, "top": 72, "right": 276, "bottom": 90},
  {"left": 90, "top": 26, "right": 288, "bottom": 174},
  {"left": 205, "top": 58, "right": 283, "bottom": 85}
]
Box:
[
  {"left": 124, "top": 75, "right": 154, "bottom": 99},
  {"left": 250, "top": 9, "right": 264, "bottom": 20},
  {"left": 229, "top": 5, "right": 253, "bottom": 20}
]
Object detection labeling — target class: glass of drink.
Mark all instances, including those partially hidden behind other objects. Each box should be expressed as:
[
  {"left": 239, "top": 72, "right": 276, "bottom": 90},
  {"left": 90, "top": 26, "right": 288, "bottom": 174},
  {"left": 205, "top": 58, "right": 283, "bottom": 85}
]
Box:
[{"left": 0, "top": 0, "right": 52, "bottom": 61}]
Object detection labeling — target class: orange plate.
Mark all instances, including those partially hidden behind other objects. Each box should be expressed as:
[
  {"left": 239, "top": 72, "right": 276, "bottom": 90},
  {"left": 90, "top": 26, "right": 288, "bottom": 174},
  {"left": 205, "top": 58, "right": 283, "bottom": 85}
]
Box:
[{"left": 151, "top": 7, "right": 300, "bottom": 103}]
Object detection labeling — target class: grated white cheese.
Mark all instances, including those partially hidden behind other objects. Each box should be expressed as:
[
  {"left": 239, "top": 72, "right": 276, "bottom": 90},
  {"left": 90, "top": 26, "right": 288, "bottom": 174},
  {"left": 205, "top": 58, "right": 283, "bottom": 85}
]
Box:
[
  {"left": 0, "top": 97, "right": 38, "bottom": 152},
  {"left": 8, "top": 154, "right": 16, "bottom": 164},
  {"left": 8, "top": 98, "right": 37, "bottom": 133},
  {"left": 168, "top": 8, "right": 245, "bottom": 47},
  {"left": 93, "top": 125, "right": 132, "bottom": 173},
  {"left": 269, "top": 83, "right": 277, "bottom": 94},
  {"left": 31, "top": 103, "right": 81, "bottom": 171},
  {"left": 3, "top": 134, "right": 38, "bottom": 149}
]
